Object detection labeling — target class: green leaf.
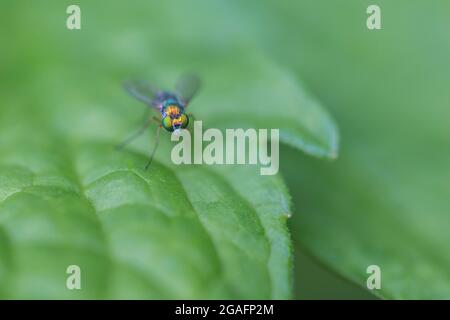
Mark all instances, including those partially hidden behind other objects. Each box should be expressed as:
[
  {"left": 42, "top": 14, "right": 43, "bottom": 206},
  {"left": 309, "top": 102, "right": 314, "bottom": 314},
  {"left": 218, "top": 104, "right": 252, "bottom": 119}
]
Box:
[
  {"left": 0, "top": 0, "right": 337, "bottom": 299},
  {"left": 0, "top": 129, "right": 296, "bottom": 300},
  {"left": 263, "top": 0, "right": 450, "bottom": 299}
]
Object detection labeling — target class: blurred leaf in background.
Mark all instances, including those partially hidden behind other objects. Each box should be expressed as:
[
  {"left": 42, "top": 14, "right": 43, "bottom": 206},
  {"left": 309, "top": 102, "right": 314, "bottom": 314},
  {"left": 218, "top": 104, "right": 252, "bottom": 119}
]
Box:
[{"left": 233, "top": 0, "right": 450, "bottom": 299}]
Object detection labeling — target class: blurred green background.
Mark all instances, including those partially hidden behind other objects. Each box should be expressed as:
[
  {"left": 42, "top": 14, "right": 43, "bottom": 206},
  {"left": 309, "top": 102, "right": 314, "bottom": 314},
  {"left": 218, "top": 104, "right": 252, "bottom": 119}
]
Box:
[{"left": 1, "top": 0, "right": 449, "bottom": 299}]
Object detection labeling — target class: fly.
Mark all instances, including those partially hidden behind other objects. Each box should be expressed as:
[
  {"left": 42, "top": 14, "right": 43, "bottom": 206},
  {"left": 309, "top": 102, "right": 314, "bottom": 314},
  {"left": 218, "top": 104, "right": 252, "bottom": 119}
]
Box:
[{"left": 117, "top": 74, "right": 201, "bottom": 169}]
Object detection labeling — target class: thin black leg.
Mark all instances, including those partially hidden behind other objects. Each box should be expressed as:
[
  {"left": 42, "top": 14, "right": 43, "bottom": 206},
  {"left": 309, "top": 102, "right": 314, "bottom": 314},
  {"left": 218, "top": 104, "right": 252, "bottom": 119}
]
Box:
[
  {"left": 115, "top": 117, "right": 153, "bottom": 150},
  {"left": 145, "top": 125, "right": 162, "bottom": 170}
]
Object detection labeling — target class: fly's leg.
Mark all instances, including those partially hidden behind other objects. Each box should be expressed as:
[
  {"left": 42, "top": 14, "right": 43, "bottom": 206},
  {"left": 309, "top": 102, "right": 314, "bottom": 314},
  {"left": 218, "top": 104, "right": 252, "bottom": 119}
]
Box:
[
  {"left": 116, "top": 114, "right": 161, "bottom": 150},
  {"left": 145, "top": 124, "right": 162, "bottom": 170},
  {"left": 116, "top": 118, "right": 152, "bottom": 150}
]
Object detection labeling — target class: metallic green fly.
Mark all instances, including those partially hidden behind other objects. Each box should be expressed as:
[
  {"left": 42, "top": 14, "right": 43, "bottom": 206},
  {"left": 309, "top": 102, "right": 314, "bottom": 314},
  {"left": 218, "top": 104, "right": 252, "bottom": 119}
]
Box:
[{"left": 118, "top": 74, "right": 201, "bottom": 169}]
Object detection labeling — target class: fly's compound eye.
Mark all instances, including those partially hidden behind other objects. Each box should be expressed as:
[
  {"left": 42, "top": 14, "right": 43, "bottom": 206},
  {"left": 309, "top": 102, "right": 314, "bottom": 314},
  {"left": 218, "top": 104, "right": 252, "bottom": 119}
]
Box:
[
  {"left": 162, "top": 116, "right": 174, "bottom": 132},
  {"left": 180, "top": 114, "right": 189, "bottom": 129},
  {"left": 162, "top": 114, "right": 189, "bottom": 132}
]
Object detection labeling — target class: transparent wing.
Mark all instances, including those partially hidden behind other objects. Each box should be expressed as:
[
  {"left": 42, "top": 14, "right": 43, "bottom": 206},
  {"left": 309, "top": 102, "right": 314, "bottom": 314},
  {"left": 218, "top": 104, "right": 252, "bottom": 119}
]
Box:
[
  {"left": 123, "top": 79, "right": 160, "bottom": 108},
  {"left": 175, "top": 74, "right": 201, "bottom": 106}
]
